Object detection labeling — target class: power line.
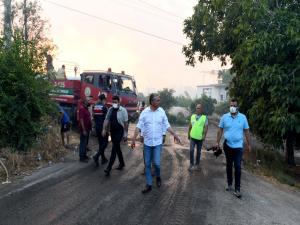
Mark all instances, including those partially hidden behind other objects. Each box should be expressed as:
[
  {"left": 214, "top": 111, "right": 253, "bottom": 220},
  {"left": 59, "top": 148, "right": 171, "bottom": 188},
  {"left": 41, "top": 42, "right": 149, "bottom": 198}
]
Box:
[
  {"left": 136, "top": 0, "right": 185, "bottom": 20},
  {"left": 112, "top": 0, "right": 181, "bottom": 24},
  {"left": 43, "top": 0, "right": 183, "bottom": 46}
]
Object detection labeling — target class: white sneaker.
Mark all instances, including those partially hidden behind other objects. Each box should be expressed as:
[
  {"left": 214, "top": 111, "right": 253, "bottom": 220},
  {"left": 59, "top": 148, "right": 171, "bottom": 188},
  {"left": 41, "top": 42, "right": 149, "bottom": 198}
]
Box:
[
  {"left": 188, "top": 165, "right": 195, "bottom": 171},
  {"left": 194, "top": 164, "right": 200, "bottom": 170}
]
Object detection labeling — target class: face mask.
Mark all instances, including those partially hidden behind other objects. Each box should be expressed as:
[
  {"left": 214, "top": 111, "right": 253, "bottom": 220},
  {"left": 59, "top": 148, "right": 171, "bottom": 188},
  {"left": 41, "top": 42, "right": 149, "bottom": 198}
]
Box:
[
  {"left": 230, "top": 106, "right": 237, "bottom": 114},
  {"left": 112, "top": 103, "right": 119, "bottom": 109}
]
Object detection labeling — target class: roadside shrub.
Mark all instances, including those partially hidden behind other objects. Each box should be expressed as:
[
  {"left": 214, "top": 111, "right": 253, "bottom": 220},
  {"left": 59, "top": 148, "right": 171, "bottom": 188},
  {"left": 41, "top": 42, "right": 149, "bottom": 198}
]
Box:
[{"left": 0, "top": 37, "right": 55, "bottom": 151}]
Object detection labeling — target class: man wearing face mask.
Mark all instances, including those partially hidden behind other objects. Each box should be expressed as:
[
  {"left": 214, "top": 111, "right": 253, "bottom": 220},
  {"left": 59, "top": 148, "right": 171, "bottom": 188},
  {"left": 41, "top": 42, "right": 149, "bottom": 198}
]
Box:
[
  {"left": 216, "top": 99, "right": 251, "bottom": 198},
  {"left": 78, "top": 99, "right": 92, "bottom": 162},
  {"left": 102, "top": 95, "right": 128, "bottom": 176}
]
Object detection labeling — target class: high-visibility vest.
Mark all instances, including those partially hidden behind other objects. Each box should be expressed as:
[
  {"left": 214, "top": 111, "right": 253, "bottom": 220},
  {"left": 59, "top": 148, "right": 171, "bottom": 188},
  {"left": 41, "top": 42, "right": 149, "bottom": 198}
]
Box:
[{"left": 190, "top": 114, "right": 207, "bottom": 140}]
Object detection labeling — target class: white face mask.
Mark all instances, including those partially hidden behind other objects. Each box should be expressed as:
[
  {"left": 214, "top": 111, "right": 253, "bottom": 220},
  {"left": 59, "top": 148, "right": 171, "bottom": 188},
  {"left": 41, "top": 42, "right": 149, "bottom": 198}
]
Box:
[
  {"left": 112, "top": 103, "right": 119, "bottom": 109},
  {"left": 230, "top": 106, "right": 237, "bottom": 114}
]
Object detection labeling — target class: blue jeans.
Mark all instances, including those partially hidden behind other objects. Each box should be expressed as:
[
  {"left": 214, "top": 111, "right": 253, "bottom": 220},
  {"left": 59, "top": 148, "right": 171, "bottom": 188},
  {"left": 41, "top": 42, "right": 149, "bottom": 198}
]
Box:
[
  {"left": 144, "top": 144, "right": 162, "bottom": 186},
  {"left": 79, "top": 132, "right": 89, "bottom": 159},
  {"left": 223, "top": 142, "right": 243, "bottom": 191},
  {"left": 190, "top": 138, "right": 203, "bottom": 166}
]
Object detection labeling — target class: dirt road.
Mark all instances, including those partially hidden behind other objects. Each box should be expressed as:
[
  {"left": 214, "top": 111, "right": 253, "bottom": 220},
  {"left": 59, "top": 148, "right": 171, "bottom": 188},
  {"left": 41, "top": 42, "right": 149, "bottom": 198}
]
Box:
[{"left": 0, "top": 124, "right": 299, "bottom": 225}]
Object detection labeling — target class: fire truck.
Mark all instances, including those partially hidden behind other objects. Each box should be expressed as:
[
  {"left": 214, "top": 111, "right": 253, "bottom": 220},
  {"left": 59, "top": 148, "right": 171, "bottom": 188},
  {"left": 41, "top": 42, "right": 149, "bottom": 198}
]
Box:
[{"left": 51, "top": 68, "right": 139, "bottom": 124}]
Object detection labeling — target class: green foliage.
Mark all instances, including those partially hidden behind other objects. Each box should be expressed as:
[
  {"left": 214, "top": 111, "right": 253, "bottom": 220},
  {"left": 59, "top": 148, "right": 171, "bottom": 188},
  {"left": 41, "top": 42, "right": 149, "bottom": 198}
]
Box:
[
  {"left": 157, "top": 88, "right": 176, "bottom": 110},
  {"left": 215, "top": 101, "right": 229, "bottom": 116},
  {"left": 175, "top": 95, "right": 193, "bottom": 108},
  {"left": 0, "top": 36, "right": 55, "bottom": 151},
  {"left": 167, "top": 112, "right": 189, "bottom": 125},
  {"left": 190, "top": 95, "right": 216, "bottom": 116},
  {"left": 183, "top": 0, "right": 300, "bottom": 164},
  {"left": 218, "top": 69, "right": 235, "bottom": 86}
]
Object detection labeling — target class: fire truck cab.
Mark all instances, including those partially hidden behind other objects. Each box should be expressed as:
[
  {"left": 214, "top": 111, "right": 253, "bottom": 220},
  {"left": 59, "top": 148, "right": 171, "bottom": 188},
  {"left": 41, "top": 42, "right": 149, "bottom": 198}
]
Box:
[{"left": 52, "top": 68, "right": 139, "bottom": 124}]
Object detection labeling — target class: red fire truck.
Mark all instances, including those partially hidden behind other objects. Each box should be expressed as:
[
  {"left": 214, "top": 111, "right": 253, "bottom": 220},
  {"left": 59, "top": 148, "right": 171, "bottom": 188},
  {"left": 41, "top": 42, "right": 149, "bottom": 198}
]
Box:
[{"left": 51, "top": 68, "right": 139, "bottom": 124}]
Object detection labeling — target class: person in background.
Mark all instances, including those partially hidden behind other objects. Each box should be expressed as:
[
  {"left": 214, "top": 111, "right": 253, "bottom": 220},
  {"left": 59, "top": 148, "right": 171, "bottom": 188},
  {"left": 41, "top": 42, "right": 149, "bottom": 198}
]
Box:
[
  {"left": 188, "top": 104, "right": 208, "bottom": 171},
  {"left": 59, "top": 106, "right": 71, "bottom": 148},
  {"left": 92, "top": 94, "right": 109, "bottom": 166},
  {"left": 102, "top": 95, "right": 128, "bottom": 176},
  {"left": 78, "top": 100, "right": 92, "bottom": 162}
]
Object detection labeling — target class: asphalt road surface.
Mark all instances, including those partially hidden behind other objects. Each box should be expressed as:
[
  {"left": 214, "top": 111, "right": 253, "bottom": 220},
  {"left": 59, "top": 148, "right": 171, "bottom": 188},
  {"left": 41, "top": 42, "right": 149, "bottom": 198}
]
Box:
[{"left": 0, "top": 124, "right": 299, "bottom": 225}]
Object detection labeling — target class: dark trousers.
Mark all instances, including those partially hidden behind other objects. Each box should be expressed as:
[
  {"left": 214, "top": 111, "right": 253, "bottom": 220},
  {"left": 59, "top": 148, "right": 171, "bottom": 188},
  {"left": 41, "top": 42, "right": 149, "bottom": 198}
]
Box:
[
  {"left": 223, "top": 142, "right": 243, "bottom": 191},
  {"left": 189, "top": 138, "right": 203, "bottom": 166},
  {"left": 79, "top": 132, "right": 89, "bottom": 159},
  {"left": 106, "top": 131, "right": 125, "bottom": 171},
  {"left": 94, "top": 131, "right": 108, "bottom": 161}
]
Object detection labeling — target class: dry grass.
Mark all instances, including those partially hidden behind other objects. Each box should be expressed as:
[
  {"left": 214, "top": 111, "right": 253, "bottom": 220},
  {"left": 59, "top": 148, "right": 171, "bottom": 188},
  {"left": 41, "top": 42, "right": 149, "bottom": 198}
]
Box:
[
  {"left": 0, "top": 122, "right": 67, "bottom": 181},
  {"left": 244, "top": 148, "right": 300, "bottom": 189}
]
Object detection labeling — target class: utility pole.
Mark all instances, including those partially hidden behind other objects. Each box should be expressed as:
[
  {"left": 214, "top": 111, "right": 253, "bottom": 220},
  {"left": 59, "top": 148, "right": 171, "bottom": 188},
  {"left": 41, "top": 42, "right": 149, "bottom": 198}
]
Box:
[{"left": 3, "top": 0, "right": 12, "bottom": 48}]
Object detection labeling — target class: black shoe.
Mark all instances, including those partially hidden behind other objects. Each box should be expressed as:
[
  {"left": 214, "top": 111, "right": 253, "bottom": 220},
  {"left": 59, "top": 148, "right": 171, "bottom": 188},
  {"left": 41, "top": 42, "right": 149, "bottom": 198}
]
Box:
[
  {"left": 233, "top": 190, "right": 242, "bottom": 198},
  {"left": 116, "top": 165, "right": 125, "bottom": 170},
  {"left": 79, "top": 158, "right": 89, "bottom": 163},
  {"left": 156, "top": 177, "right": 161, "bottom": 187},
  {"left": 226, "top": 185, "right": 233, "bottom": 192},
  {"left": 93, "top": 155, "right": 99, "bottom": 167},
  {"left": 101, "top": 158, "right": 108, "bottom": 165},
  {"left": 142, "top": 185, "right": 152, "bottom": 194},
  {"left": 104, "top": 169, "right": 110, "bottom": 176}
]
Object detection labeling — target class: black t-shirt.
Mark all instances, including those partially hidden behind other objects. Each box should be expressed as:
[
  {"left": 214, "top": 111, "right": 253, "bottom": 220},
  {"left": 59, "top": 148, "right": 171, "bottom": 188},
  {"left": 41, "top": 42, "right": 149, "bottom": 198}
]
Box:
[{"left": 110, "top": 108, "right": 123, "bottom": 132}]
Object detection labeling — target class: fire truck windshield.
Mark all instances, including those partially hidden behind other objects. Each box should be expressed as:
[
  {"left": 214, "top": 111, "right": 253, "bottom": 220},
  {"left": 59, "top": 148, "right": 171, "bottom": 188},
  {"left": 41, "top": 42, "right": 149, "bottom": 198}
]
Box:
[{"left": 117, "top": 76, "right": 136, "bottom": 93}]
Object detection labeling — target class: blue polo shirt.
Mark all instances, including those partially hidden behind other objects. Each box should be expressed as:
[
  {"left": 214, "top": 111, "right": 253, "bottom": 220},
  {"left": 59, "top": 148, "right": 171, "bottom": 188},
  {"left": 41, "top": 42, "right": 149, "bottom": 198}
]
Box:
[{"left": 219, "top": 112, "right": 249, "bottom": 149}]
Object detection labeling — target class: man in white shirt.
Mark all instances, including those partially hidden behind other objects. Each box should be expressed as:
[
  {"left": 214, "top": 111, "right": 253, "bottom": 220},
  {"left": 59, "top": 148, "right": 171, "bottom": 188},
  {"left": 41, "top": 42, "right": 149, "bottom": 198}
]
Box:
[{"left": 131, "top": 93, "right": 181, "bottom": 194}]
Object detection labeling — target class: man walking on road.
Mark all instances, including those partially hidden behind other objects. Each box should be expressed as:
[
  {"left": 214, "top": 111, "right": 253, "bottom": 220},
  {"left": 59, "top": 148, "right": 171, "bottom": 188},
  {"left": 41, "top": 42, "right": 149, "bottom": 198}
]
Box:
[
  {"left": 102, "top": 95, "right": 128, "bottom": 176},
  {"left": 92, "top": 94, "right": 109, "bottom": 166},
  {"left": 216, "top": 99, "right": 251, "bottom": 198},
  {"left": 78, "top": 100, "right": 92, "bottom": 162},
  {"left": 131, "top": 93, "right": 182, "bottom": 194},
  {"left": 188, "top": 104, "right": 208, "bottom": 171}
]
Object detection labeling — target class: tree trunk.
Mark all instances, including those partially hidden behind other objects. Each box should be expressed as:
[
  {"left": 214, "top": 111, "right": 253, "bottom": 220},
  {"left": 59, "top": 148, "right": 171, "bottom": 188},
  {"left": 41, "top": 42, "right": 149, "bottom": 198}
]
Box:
[
  {"left": 3, "top": 0, "right": 12, "bottom": 47},
  {"left": 285, "top": 131, "right": 295, "bottom": 166},
  {"left": 23, "top": 0, "right": 29, "bottom": 42}
]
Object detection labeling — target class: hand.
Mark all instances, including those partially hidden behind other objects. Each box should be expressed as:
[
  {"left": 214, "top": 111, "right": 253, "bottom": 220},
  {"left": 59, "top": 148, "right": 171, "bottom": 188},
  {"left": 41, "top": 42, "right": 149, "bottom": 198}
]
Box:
[
  {"left": 131, "top": 140, "right": 136, "bottom": 150},
  {"left": 83, "top": 130, "right": 87, "bottom": 136},
  {"left": 174, "top": 134, "right": 182, "bottom": 145},
  {"left": 163, "top": 135, "right": 166, "bottom": 144}
]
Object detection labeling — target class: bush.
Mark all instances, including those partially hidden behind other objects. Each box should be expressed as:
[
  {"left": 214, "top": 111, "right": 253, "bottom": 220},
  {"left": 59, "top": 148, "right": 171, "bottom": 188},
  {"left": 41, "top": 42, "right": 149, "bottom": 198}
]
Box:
[
  {"left": 0, "top": 37, "right": 55, "bottom": 151},
  {"left": 214, "top": 101, "right": 229, "bottom": 116},
  {"left": 190, "top": 95, "right": 216, "bottom": 115},
  {"left": 167, "top": 112, "right": 189, "bottom": 125}
]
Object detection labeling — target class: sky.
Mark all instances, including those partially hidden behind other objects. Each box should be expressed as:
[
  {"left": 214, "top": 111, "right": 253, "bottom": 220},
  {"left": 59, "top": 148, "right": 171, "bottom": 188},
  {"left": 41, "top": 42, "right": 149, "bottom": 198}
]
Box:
[{"left": 38, "top": 0, "right": 230, "bottom": 97}]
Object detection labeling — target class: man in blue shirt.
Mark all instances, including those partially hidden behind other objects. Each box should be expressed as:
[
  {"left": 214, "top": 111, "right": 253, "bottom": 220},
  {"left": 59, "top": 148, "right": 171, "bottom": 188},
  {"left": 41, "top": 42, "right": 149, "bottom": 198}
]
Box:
[
  {"left": 216, "top": 99, "right": 251, "bottom": 198},
  {"left": 59, "top": 106, "right": 71, "bottom": 148}
]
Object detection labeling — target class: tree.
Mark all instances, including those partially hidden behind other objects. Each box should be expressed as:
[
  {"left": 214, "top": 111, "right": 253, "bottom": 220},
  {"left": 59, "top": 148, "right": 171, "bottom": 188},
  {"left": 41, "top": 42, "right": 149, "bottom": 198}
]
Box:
[
  {"left": 183, "top": 0, "right": 300, "bottom": 165},
  {"left": 0, "top": 0, "right": 56, "bottom": 151},
  {"left": 3, "top": 0, "right": 12, "bottom": 47},
  {"left": 175, "top": 94, "right": 193, "bottom": 109},
  {"left": 218, "top": 69, "right": 234, "bottom": 86},
  {"left": 157, "top": 88, "right": 176, "bottom": 111},
  {"left": 190, "top": 95, "right": 216, "bottom": 116},
  {"left": 215, "top": 101, "right": 229, "bottom": 116}
]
